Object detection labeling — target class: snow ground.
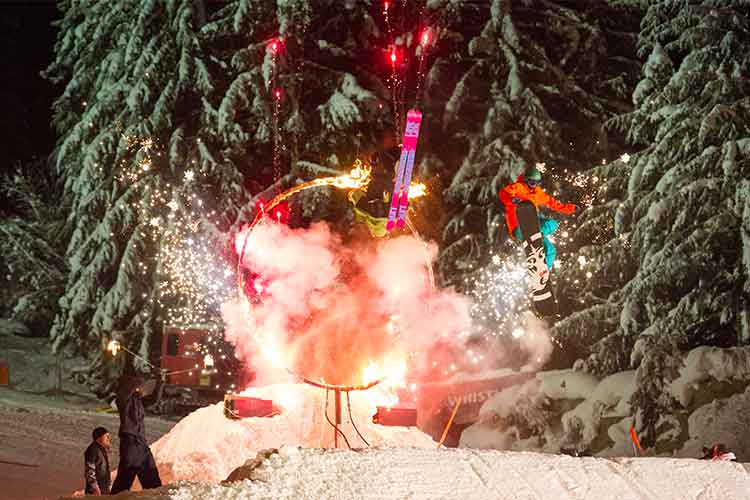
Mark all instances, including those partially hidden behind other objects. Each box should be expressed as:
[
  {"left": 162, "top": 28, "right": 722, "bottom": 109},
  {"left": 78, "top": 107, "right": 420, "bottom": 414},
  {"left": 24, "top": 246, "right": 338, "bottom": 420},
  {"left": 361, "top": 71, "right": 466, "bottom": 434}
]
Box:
[
  {"left": 67, "top": 445, "right": 750, "bottom": 500},
  {"left": 0, "top": 388, "right": 174, "bottom": 500},
  {"left": 151, "top": 383, "right": 436, "bottom": 484}
]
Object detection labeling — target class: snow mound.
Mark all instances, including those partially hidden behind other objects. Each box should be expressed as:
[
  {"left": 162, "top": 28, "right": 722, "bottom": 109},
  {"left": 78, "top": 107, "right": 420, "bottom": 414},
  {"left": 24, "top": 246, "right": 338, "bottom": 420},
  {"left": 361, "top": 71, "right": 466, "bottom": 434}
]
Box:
[
  {"left": 679, "top": 385, "right": 750, "bottom": 460},
  {"left": 151, "top": 383, "right": 435, "bottom": 483},
  {"left": 537, "top": 369, "right": 600, "bottom": 400},
  {"left": 168, "top": 446, "right": 750, "bottom": 500},
  {"left": 560, "top": 370, "right": 636, "bottom": 446},
  {"left": 670, "top": 346, "right": 750, "bottom": 406}
]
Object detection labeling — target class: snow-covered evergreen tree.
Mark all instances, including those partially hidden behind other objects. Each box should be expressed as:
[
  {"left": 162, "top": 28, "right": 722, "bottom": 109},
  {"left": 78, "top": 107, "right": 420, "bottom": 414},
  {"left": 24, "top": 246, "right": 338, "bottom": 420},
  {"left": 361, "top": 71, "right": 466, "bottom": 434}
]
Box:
[
  {"left": 557, "top": 1, "right": 750, "bottom": 446},
  {"left": 45, "top": 0, "right": 245, "bottom": 392},
  {"left": 0, "top": 158, "right": 67, "bottom": 334},
  {"left": 44, "top": 0, "right": 404, "bottom": 392},
  {"left": 431, "top": 0, "right": 639, "bottom": 285},
  {"left": 206, "top": 0, "right": 391, "bottom": 217}
]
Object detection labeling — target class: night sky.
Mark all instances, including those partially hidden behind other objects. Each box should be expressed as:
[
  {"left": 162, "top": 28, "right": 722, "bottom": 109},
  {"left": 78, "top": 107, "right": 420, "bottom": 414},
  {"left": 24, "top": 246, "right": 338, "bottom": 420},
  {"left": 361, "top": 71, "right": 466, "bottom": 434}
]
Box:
[{"left": 0, "top": 1, "right": 59, "bottom": 176}]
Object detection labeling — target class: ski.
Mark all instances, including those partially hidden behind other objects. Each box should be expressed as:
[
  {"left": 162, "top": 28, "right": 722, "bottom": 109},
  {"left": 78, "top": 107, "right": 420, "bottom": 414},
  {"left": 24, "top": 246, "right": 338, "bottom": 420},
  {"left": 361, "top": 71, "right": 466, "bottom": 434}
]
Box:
[{"left": 387, "top": 109, "right": 423, "bottom": 232}]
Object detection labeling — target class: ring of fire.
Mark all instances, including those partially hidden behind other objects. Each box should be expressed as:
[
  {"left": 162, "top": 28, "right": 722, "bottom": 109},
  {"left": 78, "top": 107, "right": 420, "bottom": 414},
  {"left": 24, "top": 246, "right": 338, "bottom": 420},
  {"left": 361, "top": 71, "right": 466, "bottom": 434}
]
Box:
[{"left": 233, "top": 159, "right": 434, "bottom": 390}]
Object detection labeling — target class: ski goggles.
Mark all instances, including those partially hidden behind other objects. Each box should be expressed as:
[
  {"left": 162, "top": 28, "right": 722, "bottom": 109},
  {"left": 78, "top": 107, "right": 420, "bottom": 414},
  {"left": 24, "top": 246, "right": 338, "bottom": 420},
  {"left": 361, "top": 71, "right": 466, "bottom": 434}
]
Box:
[{"left": 526, "top": 178, "right": 541, "bottom": 187}]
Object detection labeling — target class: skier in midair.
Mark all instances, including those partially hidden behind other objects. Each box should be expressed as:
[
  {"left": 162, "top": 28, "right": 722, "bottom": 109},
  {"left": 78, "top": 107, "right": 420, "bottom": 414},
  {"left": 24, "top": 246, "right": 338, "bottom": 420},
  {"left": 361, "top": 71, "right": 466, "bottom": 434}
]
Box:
[{"left": 499, "top": 167, "right": 576, "bottom": 271}]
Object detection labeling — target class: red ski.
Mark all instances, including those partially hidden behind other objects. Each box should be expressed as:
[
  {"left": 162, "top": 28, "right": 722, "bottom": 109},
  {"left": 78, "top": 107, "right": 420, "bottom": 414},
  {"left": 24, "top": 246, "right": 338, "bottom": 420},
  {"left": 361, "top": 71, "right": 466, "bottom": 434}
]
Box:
[{"left": 387, "top": 109, "right": 423, "bottom": 231}]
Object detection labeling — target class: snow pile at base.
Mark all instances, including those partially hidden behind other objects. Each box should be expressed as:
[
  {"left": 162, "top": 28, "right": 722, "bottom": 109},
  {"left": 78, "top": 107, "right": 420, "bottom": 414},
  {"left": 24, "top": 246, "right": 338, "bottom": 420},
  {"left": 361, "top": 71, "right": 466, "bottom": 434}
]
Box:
[
  {"left": 462, "top": 345, "right": 750, "bottom": 457},
  {"left": 151, "top": 383, "right": 435, "bottom": 483},
  {"left": 167, "top": 446, "right": 750, "bottom": 500},
  {"left": 680, "top": 386, "right": 750, "bottom": 460},
  {"left": 670, "top": 346, "right": 750, "bottom": 406}
]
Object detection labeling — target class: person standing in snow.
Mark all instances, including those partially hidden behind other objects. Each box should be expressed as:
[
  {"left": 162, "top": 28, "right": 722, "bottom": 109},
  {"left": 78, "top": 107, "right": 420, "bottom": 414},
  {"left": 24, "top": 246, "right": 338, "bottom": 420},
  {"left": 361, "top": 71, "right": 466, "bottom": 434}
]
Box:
[
  {"left": 84, "top": 426, "right": 111, "bottom": 495},
  {"left": 499, "top": 167, "right": 577, "bottom": 270},
  {"left": 110, "top": 375, "right": 162, "bottom": 494}
]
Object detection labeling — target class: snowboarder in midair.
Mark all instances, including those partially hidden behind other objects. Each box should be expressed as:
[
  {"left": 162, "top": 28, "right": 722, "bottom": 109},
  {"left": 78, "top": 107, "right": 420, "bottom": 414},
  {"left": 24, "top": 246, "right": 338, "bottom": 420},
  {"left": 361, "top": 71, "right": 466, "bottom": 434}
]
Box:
[{"left": 499, "top": 167, "right": 576, "bottom": 271}]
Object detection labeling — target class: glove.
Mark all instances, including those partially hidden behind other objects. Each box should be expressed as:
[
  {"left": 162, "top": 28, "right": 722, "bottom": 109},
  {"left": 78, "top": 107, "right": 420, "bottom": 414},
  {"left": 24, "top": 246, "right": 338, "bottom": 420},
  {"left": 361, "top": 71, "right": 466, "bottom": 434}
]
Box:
[{"left": 512, "top": 197, "right": 522, "bottom": 205}]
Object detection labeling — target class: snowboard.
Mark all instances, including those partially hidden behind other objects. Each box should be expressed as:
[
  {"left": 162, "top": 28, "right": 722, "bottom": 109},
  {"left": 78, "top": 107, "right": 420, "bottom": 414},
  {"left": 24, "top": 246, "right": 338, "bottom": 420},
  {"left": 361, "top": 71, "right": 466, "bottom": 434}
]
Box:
[{"left": 516, "top": 201, "right": 557, "bottom": 317}]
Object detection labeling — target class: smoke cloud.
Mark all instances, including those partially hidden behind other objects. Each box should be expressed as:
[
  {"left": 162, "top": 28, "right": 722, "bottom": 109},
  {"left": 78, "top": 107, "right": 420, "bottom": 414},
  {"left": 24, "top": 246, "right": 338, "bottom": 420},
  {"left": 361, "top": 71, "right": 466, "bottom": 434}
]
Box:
[{"left": 222, "top": 221, "right": 555, "bottom": 390}]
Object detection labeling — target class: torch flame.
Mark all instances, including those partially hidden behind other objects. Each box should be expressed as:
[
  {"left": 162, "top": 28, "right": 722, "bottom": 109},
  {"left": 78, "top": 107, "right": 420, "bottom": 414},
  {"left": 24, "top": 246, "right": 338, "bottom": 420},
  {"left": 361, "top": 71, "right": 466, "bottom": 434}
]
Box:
[{"left": 107, "top": 340, "right": 121, "bottom": 356}]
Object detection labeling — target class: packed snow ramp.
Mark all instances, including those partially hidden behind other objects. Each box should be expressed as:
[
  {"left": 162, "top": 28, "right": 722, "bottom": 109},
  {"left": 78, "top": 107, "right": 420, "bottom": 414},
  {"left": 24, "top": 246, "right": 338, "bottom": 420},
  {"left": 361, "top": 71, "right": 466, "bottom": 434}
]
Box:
[{"left": 164, "top": 446, "right": 750, "bottom": 500}]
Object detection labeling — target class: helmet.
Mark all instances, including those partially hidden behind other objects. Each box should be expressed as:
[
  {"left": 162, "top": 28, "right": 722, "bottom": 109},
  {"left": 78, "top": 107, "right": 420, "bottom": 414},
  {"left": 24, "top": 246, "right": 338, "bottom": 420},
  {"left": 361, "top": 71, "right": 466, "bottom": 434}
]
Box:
[{"left": 525, "top": 168, "right": 542, "bottom": 187}]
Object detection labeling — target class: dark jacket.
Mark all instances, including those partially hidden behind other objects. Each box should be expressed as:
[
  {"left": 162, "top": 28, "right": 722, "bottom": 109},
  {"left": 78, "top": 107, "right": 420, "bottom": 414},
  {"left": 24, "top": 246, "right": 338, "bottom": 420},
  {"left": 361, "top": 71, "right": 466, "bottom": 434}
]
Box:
[
  {"left": 84, "top": 441, "right": 111, "bottom": 494},
  {"left": 116, "top": 376, "right": 146, "bottom": 441}
]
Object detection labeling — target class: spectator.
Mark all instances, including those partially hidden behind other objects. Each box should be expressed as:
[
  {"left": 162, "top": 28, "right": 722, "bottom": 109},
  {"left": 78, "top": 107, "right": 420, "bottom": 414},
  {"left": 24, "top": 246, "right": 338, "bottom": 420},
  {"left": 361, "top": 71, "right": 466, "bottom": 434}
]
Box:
[{"left": 84, "top": 426, "right": 111, "bottom": 495}]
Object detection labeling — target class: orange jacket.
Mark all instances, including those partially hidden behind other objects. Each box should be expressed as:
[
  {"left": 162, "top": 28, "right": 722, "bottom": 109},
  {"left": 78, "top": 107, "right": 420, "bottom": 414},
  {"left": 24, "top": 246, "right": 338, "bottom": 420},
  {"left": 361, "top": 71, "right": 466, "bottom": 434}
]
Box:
[{"left": 499, "top": 175, "right": 575, "bottom": 232}]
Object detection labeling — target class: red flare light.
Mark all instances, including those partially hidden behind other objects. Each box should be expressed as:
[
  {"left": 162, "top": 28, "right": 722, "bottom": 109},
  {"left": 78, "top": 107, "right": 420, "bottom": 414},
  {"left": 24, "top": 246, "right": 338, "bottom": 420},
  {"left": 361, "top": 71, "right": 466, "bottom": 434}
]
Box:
[
  {"left": 274, "top": 89, "right": 282, "bottom": 100},
  {"left": 420, "top": 29, "right": 431, "bottom": 47},
  {"left": 384, "top": 1, "right": 389, "bottom": 11},
  {"left": 268, "top": 39, "right": 280, "bottom": 54},
  {"left": 390, "top": 50, "right": 397, "bottom": 64}
]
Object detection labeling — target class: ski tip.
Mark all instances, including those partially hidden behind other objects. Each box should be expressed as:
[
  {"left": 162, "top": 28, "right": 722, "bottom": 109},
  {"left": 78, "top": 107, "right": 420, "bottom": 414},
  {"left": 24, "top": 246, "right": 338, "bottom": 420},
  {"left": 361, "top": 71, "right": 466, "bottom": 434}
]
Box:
[
  {"left": 386, "top": 221, "right": 395, "bottom": 232},
  {"left": 407, "top": 108, "right": 422, "bottom": 118}
]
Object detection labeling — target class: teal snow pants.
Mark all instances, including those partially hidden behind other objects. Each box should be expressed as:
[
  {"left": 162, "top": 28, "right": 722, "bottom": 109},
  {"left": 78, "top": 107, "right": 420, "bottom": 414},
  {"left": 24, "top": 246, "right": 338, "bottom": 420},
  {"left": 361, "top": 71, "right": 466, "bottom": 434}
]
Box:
[{"left": 513, "top": 215, "right": 558, "bottom": 270}]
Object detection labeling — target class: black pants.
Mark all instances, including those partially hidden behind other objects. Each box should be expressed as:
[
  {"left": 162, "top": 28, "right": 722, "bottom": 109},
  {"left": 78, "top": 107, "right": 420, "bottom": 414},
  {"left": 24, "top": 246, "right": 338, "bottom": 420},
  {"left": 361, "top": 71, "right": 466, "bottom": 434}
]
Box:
[{"left": 110, "top": 434, "right": 162, "bottom": 494}]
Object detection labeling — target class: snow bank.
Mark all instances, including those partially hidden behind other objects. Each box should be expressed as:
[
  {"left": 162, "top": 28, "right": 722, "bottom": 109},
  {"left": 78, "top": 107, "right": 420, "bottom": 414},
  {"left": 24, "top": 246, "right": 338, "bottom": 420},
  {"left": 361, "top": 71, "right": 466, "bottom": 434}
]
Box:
[
  {"left": 165, "top": 446, "right": 750, "bottom": 500},
  {"left": 151, "top": 383, "right": 435, "bottom": 483},
  {"left": 560, "top": 370, "right": 636, "bottom": 446},
  {"left": 670, "top": 346, "right": 750, "bottom": 406},
  {"left": 477, "top": 378, "right": 541, "bottom": 420},
  {"left": 679, "top": 385, "right": 750, "bottom": 460},
  {"left": 462, "top": 369, "right": 638, "bottom": 453},
  {"left": 537, "top": 369, "right": 600, "bottom": 400}
]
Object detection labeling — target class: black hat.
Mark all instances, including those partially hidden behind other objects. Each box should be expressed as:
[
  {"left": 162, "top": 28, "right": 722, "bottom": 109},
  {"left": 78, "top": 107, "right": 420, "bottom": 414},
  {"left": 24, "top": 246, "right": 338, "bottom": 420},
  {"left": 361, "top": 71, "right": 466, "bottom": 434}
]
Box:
[{"left": 92, "top": 426, "right": 109, "bottom": 441}]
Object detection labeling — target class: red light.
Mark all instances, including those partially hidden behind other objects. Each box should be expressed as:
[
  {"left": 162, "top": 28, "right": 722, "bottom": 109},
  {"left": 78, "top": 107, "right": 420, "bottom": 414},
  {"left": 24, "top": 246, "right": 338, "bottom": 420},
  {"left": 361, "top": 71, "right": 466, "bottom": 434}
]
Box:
[
  {"left": 390, "top": 50, "right": 397, "bottom": 64},
  {"left": 384, "top": 1, "right": 389, "bottom": 11},
  {"left": 274, "top": 89, "right": 281, "bottom": 100},
  {"left": 421, "top": 29, "right": 431, "bottom": 47}
]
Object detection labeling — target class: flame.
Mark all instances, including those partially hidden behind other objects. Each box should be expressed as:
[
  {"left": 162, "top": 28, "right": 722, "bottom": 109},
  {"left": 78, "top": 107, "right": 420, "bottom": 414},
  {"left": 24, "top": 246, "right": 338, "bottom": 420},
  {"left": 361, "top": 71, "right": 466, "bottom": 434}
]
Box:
[
  {"left": 276, "top": 385, "right": 300, "bottom": 411},
  {"left": 246, "top": 159, "right": 372, "bottom": 231},
  {"left": 237, "top": 159, "right": 373, "bottom": 276},
  {"left": 408, "top": 182, "right": 427, "bottom": 199},
  {"left": 329, "top": 159, "right": 372, "bottom": 189},
  {"left": 362, "top": 357, "right": 407, "bottom": 388},
  {"left": 107, "top": 340, "right": 121, "bottom": 356}
]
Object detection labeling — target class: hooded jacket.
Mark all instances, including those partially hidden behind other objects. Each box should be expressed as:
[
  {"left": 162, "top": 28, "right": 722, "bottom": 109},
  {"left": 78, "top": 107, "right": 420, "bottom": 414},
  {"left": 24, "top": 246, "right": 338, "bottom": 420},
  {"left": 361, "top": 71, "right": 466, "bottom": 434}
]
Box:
[{"left": 499, "top": 175, "right": 575, "bottom": 232}]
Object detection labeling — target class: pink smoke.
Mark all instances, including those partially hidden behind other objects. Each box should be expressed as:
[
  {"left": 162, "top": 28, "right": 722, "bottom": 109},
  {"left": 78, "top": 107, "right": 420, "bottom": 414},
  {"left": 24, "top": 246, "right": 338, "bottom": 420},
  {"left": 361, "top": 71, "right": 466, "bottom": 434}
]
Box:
[
  {"left": 223, "top": 221, "right": 473, "bottom": 386},
  {"left": 222, "top": 220, "right": 556, "bottom": 393}
]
